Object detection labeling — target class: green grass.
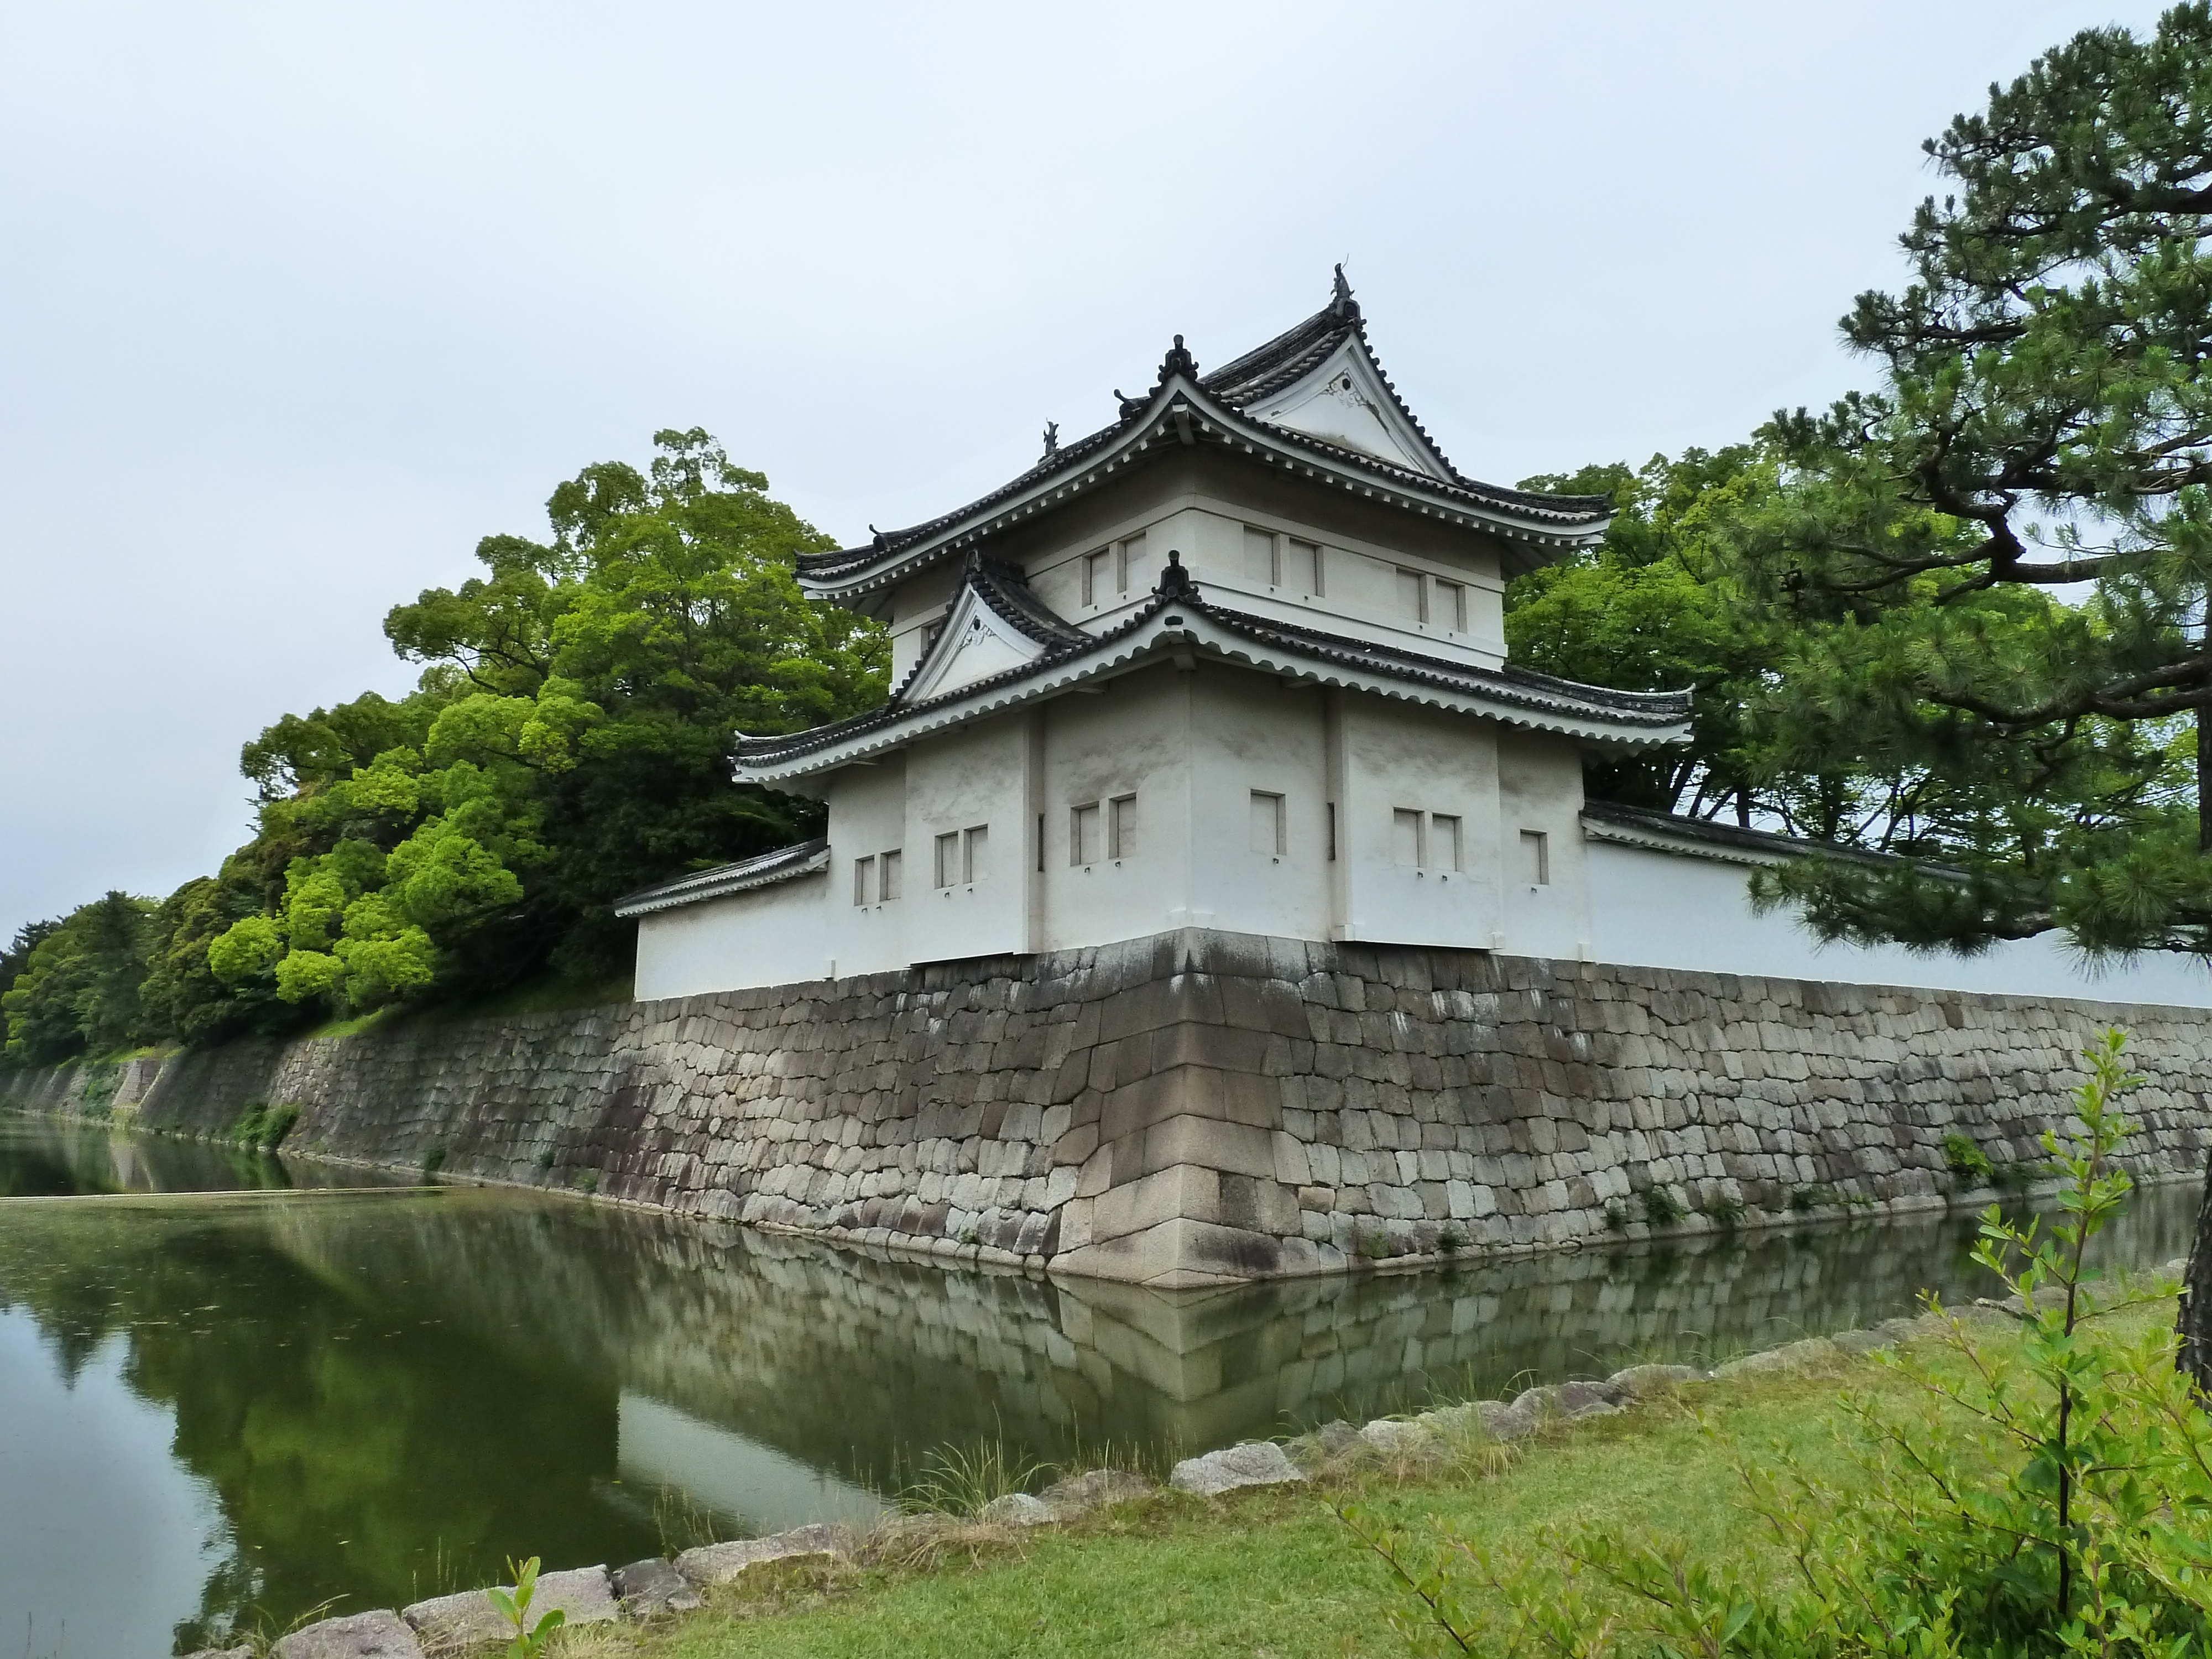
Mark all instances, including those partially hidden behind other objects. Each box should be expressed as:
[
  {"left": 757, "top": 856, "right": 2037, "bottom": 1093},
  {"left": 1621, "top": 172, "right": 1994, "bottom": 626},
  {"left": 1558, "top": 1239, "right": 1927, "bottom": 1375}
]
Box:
[{"left": 543, "top": 1306, "right": 2128, "bottom": 1659}]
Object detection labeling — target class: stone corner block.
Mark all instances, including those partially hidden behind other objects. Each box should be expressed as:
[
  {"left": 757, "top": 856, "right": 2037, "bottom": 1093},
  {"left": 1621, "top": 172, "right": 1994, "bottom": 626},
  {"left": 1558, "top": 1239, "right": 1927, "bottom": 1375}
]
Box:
[
  {"left": 1168, "top": 1440, "right": 1307, "bottom": 1496},
  {"left": 612, "top": 1556, "right": 705, "bottom": 1616},
  {"left": 272, "top": 1609, "right": 422, "bottom": 1659},
  {"left": 1040, "top": 1467, "right": 1156, "bottom": 1512},
  {"left": 675, "top": 1524, "right": 846, "bottom": 1587},
  {"left": 978, "top": 1491, "right": 1060, "bottom": 1526}
]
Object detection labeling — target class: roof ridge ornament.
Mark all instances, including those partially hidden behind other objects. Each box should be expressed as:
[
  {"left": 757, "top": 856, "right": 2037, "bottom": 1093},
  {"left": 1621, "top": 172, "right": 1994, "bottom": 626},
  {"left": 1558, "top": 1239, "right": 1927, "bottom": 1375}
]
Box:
[
  {"left": 1041, "top": 421, "right": 1059, "bottom": 458},
  {"left": 1156, "top": 333, "right": 1198, "bottom": 385},
  {"left": 1330, "top": 263, "right": 1359, "bottom": 322},
  {"left": 1153, "top": 547, "right": 1198, "bottom": 601}
]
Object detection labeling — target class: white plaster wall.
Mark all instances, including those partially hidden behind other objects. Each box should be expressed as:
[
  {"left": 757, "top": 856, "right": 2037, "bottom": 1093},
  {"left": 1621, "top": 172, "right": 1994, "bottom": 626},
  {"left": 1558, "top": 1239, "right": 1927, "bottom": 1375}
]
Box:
[
  {"left": 825, "top": 757, "right": 913, "bottom": 977},
  {"left": 1183, "top": 669, "right": 1335, "bottom": 942},
  {"left": 631, "top": 873, "right": 831, "bottom": 999},
  {"left": 1332, "top": 691, "right": 1501, "bottom": 948},
  {"left": 1497, "top": 731, "right": 1593, "bottom": 959},
  {"left": 1588, "top": 837, "right": 2212, "bottom": 1008},
  {"left": 904, "top": 717, "right": 1029, "bottom": 960},
  {"left": 1036, "top": 665, "right": 1195, "bottom": 946}
]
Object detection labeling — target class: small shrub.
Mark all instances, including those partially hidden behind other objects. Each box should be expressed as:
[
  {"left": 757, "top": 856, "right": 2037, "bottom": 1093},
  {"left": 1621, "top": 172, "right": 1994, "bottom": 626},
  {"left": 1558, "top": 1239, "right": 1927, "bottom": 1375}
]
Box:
[
  {"left": 1436, "top": 1229, "right": 1467, "bottom": 1256},
  {"left": 1942, "top": 1131, "right": 1994, "bottom": 1183},
  {"left": 573, "top": 1168, "right": 599, "bottom": 1195},
  {"left": 1703, "top": 1192, "right": 1745, "bottom": 1229},
  {"left": 533, "top": 1147, "right": 555, "bottom": 1171},
  {"left": 488, "top": 1557, "right": 565, "bottom": 1658},
  {"left": 1603, "top": 1200, "right": 1630, "bottom": 1230},
  {"left": 229, "top": 1098, "right": 297, "bottom": 1150},
  {"left": 1637, "top": 1186, "right": 1685, "bottom": 1227},
  {"left": 958, "top": 1223, "right": 979, "bottom": 1246},
  {"left": 420, "top": 1144, "right": 447, "bottom": 1177},
  {"left": 1787, "top": 1183, "right": 1823, "bottom": 1213},
  {"left": 1355, "top": 1229, "right": 1395, "bottom": 1261}
]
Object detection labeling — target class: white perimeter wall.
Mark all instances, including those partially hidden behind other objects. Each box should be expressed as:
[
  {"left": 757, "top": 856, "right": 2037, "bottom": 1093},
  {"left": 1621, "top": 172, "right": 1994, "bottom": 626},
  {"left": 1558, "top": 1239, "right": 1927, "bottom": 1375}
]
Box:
[
  {"left": 632, "top": 872, "right": 831, "bottom": 1001},
  {"left": 1588, "top": 837, "right": 2212, "bottom": 1010}
]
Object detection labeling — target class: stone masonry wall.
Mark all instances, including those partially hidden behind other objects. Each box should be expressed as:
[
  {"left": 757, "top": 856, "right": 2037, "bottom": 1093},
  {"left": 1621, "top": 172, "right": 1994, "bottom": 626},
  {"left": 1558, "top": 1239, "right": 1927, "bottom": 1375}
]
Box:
[{"left": 5, "top": 929, "right": 2208, "bottom": 1285}]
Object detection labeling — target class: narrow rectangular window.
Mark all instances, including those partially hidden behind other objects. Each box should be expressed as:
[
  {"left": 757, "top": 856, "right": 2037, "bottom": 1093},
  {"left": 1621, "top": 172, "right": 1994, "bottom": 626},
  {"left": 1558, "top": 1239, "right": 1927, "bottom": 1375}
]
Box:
[
  {"left": 935, "top": 832, "right": 961, "bottom": 889},
  {"left": 853, "top": 855, "right": 875, "bottom": 906},
  {"left": 1285, "top": 538, "right": 1321, "bottom": 595},
  {"left": 1249, "top": 790, "right": 1285, "bottom": 856},
  {"left": 880, "top": 848, "right": 902, "bottom": 901},
  {"left": 1521, "top": 828, "right": 1551, "bottom": 886},
  {"left": 1431, "top": 813, "right": 1463, "bottom": 872},
  {"left": 1434, "top": 578, "right": 1466, "bottom": 632},
  {"left": 1395, "top": 568, "right": 1427, "bottom": 622},
  {"left": 1071, "top": 802, "right": 1102, "bottom": 865},
  {"left": 1036, "top": 814, "right": 1045, "bottom": 873},
  {"left": 1392, "top": 807, "right": 1424, "bottom": 868},
  {"left": 1118, "top": 532, "right": 1146, "bottom": 594},
  {"left": 1243, "top": 526, "right": 1277, "bottom": 586},
  {"left": 1109, "top": 793, "right": 1138, "bottom": 858},
  {"left": 1082, "top": 547, "right": 1112, "bottom": 606},
  {"left": 962, "top": 823, "right": 987, "bottom": 882},
  {"left": 1326, "top": 801, "right": 1337, "bottom": 861}
]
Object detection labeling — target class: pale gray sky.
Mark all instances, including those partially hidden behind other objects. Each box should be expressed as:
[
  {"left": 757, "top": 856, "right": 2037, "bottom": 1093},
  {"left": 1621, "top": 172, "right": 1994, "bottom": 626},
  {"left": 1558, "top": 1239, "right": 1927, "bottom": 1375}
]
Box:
[{"left": 0, "top": 0, "right": 2170, "bottom": 940}]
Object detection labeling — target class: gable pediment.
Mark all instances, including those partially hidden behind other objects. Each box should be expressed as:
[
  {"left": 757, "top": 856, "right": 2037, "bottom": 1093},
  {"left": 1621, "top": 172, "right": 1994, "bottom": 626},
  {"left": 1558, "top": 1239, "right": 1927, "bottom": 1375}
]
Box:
[
  {"left": 1244, "top": 339, "right": 1447, "bottom": 479},
  {"left": 900, "top": 575, "right": 1052, "bottom": 704}
]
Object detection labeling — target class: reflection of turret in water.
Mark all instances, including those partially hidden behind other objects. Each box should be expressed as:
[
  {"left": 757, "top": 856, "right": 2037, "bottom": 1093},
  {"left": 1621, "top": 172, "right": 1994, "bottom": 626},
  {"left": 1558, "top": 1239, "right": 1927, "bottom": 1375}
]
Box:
[{"left": 264, "top": 1181, "right": 2204, "bottom": 1490}]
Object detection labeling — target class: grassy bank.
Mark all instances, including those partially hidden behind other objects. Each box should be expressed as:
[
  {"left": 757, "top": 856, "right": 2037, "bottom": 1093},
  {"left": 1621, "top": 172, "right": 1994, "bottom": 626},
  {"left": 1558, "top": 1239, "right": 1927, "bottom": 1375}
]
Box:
[{"left": 525, "top": 1298, "right": 2176, "bottom": 1659}]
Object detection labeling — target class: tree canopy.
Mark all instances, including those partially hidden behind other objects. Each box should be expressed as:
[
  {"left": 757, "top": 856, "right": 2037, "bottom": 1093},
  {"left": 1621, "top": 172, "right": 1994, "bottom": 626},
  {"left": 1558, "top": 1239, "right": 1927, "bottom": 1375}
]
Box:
[
  {"left": 1735, "top": 3, "right": 2212, "bottom": 954},
  {"left": 3, "top": 430, "right": 885, "bottom": 1063}
]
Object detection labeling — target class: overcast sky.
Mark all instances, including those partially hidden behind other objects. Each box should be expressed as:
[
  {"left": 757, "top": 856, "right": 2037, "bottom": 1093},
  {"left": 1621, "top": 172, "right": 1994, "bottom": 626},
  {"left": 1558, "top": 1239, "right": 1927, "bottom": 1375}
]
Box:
[{"left": 0, "top": 0, "right": 2172, "bottom": 941}]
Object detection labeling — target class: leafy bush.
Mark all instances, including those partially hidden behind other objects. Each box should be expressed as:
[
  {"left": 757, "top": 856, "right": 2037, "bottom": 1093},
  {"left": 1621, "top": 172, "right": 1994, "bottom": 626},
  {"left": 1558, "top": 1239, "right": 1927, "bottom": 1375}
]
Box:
[
  {"left": 1345, "top": 1030, "right": 2212, "bottom": 1657},
  {"left": 229, "top": 1098, "right": 301, "bottom": 1151},
  {"left": 1943, "top": 1131, "right": 1995, "bottom": 1183},
  {"left": 1638, "top": 1186, "right": 1686, "bottom": 1227}
]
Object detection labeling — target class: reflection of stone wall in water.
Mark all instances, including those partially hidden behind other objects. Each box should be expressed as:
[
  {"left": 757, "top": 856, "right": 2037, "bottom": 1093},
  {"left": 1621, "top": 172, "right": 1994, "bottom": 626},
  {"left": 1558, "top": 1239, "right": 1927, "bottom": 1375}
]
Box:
[
  {"left": 257, "top": 1183, "right": 2202, "bottom": 1489},
  {"left": 7, "top": 928, "right": 2209, "bottom": 1284}
]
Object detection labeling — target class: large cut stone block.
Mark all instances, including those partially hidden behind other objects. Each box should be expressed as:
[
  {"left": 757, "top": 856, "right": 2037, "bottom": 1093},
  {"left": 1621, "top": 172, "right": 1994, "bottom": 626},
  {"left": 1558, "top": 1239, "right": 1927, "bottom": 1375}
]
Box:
[{"left": 272, "top": 1611, "right": 422, "bottom": 1659}]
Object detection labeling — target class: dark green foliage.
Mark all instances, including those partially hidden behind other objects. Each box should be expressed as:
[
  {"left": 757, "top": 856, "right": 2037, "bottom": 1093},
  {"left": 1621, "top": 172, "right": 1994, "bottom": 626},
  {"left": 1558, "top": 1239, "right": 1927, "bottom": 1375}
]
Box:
[
  {"left": 2, "top": 892, "right": 156, "bottom": 1064},
  {"left": 1734, "top": 6, "right": 2212, "bottom": 956},
  {"left": 1639, "top": 1186, "right": 1686, "bottom": 1227},
  {"left": 0, "top": 428, "right": 888, "bottom": 1051},
  {"left": 420, "top": 1144, "right": 446, "bottom": 1177},
  {"left": 1943, "top": 1131, "right": 1995, "bottom": 1183},
  {"left": 1511, "top": 449, "right": 1781, "bottom": 821},
  {"left": 228, "top": 1099, "right": 299, "bottom": 1152}
]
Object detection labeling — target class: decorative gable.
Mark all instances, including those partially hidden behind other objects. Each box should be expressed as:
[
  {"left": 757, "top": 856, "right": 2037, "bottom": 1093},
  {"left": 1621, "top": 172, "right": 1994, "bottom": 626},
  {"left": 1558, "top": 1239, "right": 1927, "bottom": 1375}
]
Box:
[
  {"left": 898, "top": 560, "right": 1087, "bottom": 706},
  {"left": 1245, "top": 337, "right": 1448, "bottom": 479}
]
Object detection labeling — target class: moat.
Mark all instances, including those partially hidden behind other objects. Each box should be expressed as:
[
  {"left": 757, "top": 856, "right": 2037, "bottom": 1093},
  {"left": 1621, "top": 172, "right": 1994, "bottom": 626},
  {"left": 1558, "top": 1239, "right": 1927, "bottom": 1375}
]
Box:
[{"left": 0, "top": 1112, "right": 2197, "bottom": 1656}]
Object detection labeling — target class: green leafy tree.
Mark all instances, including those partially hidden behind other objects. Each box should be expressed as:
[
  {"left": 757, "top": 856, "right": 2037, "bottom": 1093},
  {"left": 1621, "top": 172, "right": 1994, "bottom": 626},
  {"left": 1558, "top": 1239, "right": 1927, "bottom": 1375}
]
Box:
[
  {"left": 1510, "top": 449, "right": 1786, "bottom": 821},
  {"left": 1740, "top": 3, "right": 2212, "bottom": 955},
  {"left": 199, "top": 428, "right": 886, "bottom": 1017},
  {"left": 2, "top": 893, "right": 157, "bottom": 1063}
]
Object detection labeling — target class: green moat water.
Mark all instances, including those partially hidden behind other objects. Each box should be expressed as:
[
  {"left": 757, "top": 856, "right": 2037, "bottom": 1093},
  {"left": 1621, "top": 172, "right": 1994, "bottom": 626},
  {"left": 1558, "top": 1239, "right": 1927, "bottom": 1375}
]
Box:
[{"left": 0, "top": 1112, "right": 2198, "bottom": 1655}]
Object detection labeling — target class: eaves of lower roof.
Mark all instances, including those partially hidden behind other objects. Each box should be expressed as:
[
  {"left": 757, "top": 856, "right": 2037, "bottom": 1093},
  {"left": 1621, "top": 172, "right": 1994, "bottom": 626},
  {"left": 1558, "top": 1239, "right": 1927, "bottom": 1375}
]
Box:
[
  {"left": 733, "top": 597, "right": 1691, "bottom": 785},
  {"left": 1579, "top": 801, "right": 1931, "bottom": 874},
  {"left": 613, "top": 838, "right": 831, "bottom": 917}
]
